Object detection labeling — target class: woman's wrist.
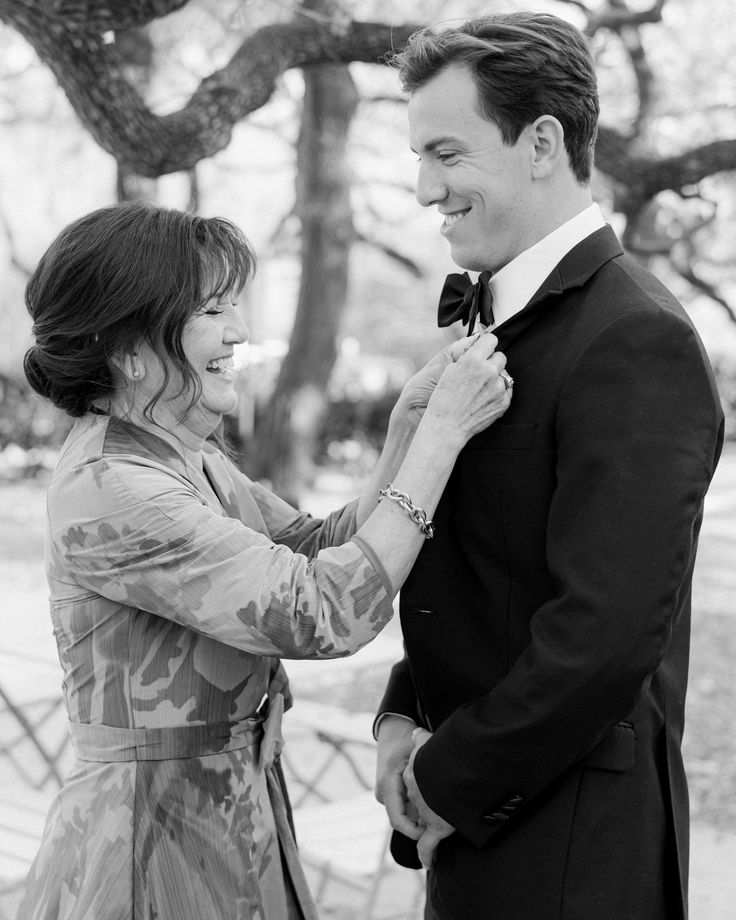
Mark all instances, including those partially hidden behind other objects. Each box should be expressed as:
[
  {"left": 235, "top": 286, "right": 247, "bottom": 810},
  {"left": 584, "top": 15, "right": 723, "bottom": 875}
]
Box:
[
  {"left": 414, "top": 411, "right": 466, "bottom": 458},
  {"left": 388, "top": 400, "right": 421, "bottom": 439}
]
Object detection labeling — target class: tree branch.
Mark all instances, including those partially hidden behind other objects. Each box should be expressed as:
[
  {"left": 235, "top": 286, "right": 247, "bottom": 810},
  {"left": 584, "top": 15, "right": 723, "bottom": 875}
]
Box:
[
  {"left": 670, "top": 238, "right": 736, "bottom": 325},
  {"left": 596, "top": 129, "right": 736, "bottom": 212},
  {"left": 0, "top": 206, "right": 32, "bottom": 277},
  {"left": 0, "top": 2, "right": 417, "bottom": 176},
  {"left": 582, "top": 0, "right": 667, "bottom": 35},
  {"left": 354, "top": 230, "right": 423, "bottom": 277},
  {"left": 34, "top": 0, "right": 190, "bottom": 32}
]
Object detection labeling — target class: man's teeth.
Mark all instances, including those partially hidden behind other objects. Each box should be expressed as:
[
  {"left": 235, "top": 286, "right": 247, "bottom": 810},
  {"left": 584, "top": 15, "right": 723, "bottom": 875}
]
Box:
[{"left": 444, "top": 210, "right": 469, "bottom": 228}]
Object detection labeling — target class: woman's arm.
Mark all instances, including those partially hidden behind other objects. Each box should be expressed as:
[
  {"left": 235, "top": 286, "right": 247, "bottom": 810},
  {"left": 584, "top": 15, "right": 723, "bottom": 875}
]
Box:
[
  {"left": 353, "top": 333, "right": 509, "bottom": 595},
  {"left": 50, "top": 335, "right": 509, "bottom": 660},
  {"left": 355, "top": 339, "right": 468, "bottom": 528}
]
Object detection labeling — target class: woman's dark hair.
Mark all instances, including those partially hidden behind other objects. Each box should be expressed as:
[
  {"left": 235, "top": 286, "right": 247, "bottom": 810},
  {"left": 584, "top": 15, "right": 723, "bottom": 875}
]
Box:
[
  {"left": 23, "top": 201, "right": 256, "bottom": 419},
  {"left": 390, "top": 12, "right": 599, "bottom": 183}
]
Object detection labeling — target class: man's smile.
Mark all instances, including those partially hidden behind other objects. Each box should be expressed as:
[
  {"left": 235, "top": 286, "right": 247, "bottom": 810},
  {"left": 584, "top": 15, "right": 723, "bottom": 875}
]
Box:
[{"left": 441, "top": 208, "right": 471, "bottom": 233}]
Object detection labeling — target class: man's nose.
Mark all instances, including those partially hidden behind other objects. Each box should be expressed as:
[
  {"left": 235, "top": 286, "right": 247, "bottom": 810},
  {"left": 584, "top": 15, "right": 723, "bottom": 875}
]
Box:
[{"left": 416, "top": 162, "right": 447, "bottom": 208}]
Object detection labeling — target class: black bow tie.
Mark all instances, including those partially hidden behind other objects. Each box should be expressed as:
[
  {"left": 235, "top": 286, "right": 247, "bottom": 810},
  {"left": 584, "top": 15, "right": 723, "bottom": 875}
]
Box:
[{"left": 437, "top": 271, "right": 494, "bottom": 334}]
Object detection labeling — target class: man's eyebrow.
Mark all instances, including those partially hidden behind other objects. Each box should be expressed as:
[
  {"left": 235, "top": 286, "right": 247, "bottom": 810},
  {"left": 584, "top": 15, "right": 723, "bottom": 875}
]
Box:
[{"left": 410, "top": 135, "right": 464, "bottom": 154}]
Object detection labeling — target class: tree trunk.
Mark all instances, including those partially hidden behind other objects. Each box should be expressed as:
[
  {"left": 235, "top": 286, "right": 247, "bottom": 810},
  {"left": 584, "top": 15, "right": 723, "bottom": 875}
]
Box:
[
  {"left": 251, "top": 62, "right": 359, "bottom": 503},
  {"left": 115, "top": 27, "right": 158, "bottom": 203}
]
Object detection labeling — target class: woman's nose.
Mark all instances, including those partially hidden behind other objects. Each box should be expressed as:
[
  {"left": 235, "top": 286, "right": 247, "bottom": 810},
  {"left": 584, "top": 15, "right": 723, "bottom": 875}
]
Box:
[{"left": 225, "top": 309, "right": 249, "bottom": 345}]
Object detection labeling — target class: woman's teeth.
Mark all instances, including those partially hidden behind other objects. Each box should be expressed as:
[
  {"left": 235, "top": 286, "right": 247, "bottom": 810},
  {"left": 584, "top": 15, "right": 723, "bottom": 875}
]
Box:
[{"left": 206, "top": 358, "right": 234, "bottom": 374}]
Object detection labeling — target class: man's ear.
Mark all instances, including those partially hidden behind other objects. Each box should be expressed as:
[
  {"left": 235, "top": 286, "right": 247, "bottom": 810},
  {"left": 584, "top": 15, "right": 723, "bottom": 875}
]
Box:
[{"left": 529, "top": 115, "right": 565, "bottom": 178}]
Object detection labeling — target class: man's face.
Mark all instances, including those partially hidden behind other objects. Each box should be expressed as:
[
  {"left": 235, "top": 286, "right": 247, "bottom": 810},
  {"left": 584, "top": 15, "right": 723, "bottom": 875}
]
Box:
[{"left": 408, "top": 64, "right": 536, "bottom": 273}]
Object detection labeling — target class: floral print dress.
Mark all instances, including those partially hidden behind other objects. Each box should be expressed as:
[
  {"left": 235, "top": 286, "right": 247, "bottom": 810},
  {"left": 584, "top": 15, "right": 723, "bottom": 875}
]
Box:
[{"left": 18, "top": 413, "right": 394, "bottom": 920}]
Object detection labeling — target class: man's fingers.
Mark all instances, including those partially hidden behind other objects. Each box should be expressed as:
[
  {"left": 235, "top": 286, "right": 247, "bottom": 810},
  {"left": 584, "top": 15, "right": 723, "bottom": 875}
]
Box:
[
  {"left": 382, "top": 779, "right": 423, "bottom": 840},
  {"left": 417, "top": 829, "right": 442, "bottom": 871}
]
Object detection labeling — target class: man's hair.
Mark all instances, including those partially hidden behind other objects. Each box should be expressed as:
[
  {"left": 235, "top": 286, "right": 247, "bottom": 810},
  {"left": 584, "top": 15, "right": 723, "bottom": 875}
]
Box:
[
  {"left": 24, "top": 201, "right": 255, "bottom": 419},
  {"left": 390, "top": 12, "right": 599, "bottom": 183}
]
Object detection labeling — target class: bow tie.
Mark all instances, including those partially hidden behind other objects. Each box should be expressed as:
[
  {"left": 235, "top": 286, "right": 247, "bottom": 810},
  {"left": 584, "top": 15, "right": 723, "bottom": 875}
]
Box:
[{"left": 437, "top": 271, "right": 494, "bottom": 334}]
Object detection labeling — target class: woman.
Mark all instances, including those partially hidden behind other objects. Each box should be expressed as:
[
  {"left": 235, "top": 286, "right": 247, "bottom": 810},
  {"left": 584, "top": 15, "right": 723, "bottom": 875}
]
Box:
[{"left": 19, "top": 201, "right": 511, "bottom": 920}]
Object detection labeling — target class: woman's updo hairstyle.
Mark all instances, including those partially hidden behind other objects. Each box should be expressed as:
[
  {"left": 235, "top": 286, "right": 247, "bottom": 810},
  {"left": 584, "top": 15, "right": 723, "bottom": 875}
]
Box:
[{"left": 23, "top": 201, "right": 256, "bottom": 418}]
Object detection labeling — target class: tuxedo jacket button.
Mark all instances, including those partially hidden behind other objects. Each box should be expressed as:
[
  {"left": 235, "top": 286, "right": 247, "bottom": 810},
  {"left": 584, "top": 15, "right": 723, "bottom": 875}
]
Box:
[{"left": 484, "top": 811, "right": 510, "bottom": 822}]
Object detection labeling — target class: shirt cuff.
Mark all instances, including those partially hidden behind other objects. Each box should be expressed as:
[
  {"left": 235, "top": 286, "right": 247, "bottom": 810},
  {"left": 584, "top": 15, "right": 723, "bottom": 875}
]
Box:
[
  {"left": 373, "top": 711, "right": 417, "bottom": 741},
  {"left": 350, "top": 534, "right": 394, "bottom": 598}
]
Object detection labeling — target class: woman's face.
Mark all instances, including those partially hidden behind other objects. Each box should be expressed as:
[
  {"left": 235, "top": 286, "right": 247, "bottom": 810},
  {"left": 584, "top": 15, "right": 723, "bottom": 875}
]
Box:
[{"left": 135, "top": 292, "right": 249, "bottom": 442}]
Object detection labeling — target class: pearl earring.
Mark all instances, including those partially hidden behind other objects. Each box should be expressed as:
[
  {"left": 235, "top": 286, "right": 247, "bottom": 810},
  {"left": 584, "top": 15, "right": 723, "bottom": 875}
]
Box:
[{"left": 132, "top": 369, "right": 140, "bottom": 379}]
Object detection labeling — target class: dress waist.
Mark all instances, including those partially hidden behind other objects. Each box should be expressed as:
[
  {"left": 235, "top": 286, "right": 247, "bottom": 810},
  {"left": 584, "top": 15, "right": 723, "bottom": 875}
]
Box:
[{"left": 69, "top": 692, "right": 285, "bottom": 766}]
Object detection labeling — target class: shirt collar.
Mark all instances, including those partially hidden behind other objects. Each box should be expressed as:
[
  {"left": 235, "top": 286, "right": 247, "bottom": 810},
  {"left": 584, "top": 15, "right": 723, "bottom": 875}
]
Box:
[{"left": 488, "top": 203, "right": 606, "bottom": 328}]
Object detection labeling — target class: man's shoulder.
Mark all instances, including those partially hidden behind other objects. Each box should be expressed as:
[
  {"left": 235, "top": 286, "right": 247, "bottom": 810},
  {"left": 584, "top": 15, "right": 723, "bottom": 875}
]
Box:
[
  {"left": 593, "top": 251, "right": 682, "bottom": 312},
  {"left": 572, "top": 250, "right": 692, "bottom": 337}
]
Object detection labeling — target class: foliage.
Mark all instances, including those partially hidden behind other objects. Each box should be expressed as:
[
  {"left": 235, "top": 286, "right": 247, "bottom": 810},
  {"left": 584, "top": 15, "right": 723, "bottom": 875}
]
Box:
[
  {"left": 1, "top": 0, "right": 736, "bottom": 491},
  {"left": 0, "top": 376, "right": 70, "bottom": 479}
]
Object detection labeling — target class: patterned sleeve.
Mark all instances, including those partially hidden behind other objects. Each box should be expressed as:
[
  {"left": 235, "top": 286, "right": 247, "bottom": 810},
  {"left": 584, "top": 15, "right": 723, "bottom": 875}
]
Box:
[
  {"left": 247, "top": 478, "right": 360, "bottom": 557},
  {"left": 48, "top": 455, "right": 393, "bottom": 660}
]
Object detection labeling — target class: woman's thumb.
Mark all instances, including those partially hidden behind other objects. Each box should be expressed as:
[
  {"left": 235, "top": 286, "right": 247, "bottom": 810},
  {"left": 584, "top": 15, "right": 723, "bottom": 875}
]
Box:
[{"left": 447, "top": 333, "right": 481, "bottom": 362}]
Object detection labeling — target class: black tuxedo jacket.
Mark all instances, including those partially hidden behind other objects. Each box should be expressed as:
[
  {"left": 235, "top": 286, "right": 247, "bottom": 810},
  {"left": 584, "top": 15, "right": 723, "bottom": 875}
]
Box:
[{"left": 378, "top": 226, "right": 724, "bottom": 920}]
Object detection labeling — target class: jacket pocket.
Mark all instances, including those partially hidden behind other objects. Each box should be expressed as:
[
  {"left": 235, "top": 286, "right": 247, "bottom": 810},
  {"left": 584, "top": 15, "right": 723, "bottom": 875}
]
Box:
[{"left": 579, "top": 722, "right": 635, "bottom": 773}]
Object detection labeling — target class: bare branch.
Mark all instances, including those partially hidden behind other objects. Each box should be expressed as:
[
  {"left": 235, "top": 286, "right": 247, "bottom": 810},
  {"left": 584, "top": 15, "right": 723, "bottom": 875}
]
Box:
[
  {"left": 584, "top": 0, "right": 666, "bottom": 35},
  {"left": 670, "top": 239, "right": 736, "bottom": 325},
  {"left": 596, "top": 129, "right": 736, "bottom": 213},
  {"left": 0, "top": 3, "right": 418, "bottom": 176},
  {"left": 614, "top": 28, "right": 654, "bottom": 135},
  {"left": 0, "top": 206, "right": 32, "bottom": 277},
  {"left": 554, "top": 0, "right": 592, "bottom": 13},
  {"left": 354, "top": 231, "right": 423, "bottom": 277},
  {"left": 27, "top": 0, "right": 190, "bottom": 32}
]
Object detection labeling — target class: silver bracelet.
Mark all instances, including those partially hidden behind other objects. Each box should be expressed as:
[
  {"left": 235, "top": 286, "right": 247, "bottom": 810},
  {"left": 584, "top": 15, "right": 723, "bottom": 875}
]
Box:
[{"left": 378, "top": 484, "right": 435, "bottom": 539}]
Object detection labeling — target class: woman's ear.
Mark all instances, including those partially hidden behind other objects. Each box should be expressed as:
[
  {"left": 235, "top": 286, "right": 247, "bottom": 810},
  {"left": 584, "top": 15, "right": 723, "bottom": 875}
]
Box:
[
  {"left": 111, "top": 350, "right": 144, "bottom": 382},
  {"left": 529, "top": 115, "right": 565, "bottom": 179}
]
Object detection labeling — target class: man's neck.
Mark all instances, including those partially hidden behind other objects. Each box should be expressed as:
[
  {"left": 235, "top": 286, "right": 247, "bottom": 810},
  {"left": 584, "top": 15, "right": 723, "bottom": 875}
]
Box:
[
  {"left": 518, "top": 183, "right": 594, "bottom": 257},
  {"left": 489, "top": 202, "right": 606, "bottom": 327}
]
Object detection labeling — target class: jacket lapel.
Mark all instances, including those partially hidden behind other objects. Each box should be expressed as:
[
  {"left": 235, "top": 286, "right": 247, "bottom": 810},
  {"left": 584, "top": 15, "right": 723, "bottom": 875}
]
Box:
[{"left": 494, "top": 225, "right": 624, "bottom": 349}]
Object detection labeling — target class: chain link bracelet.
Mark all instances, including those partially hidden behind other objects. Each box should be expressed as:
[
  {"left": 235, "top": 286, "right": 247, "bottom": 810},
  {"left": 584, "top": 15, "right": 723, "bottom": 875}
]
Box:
[{"left": 378, "top": 484, "right": 435, "bottom": 539}]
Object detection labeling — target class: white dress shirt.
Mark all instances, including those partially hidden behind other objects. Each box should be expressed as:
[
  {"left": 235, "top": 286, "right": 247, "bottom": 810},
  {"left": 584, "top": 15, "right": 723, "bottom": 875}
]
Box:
[{"left": 486, "top": 203, "right": 606, "bottom": 328}]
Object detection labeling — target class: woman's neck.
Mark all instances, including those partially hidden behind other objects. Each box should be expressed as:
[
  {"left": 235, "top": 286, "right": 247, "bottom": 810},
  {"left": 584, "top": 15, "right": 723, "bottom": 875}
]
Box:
[{"left": 102, "top": 397, "right": 212, "bottom": 469}]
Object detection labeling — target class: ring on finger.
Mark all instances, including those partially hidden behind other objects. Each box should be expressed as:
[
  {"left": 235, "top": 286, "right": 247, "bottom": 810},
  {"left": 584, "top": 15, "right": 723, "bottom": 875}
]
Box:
[{"left": 500, "top": 370, "right": 514, "bottom": 390}]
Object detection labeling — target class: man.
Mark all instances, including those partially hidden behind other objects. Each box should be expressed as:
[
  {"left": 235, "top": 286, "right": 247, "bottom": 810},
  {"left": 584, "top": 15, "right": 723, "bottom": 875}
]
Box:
[{"left": 374, "top": 13, "right": 724, "bottom": 920}]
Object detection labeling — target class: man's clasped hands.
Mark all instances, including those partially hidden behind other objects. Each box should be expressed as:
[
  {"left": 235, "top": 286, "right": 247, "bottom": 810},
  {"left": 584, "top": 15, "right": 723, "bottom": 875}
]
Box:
[{"left": 375, "top": 718, "right": 456, "bottom": 871}]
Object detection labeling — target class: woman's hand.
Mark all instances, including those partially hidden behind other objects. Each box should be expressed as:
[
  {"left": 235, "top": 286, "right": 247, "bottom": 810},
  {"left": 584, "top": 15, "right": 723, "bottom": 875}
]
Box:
[
  {"left": 392, "top": 337, "right": 487, "bottom": 429},
  {"left": 422, "top": 332, "right": 511, "bottom": 446}
]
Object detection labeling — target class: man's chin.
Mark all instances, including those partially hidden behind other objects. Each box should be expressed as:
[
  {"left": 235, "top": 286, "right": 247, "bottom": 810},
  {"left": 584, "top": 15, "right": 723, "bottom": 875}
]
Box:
[{"left": 448, "top": 243, "right": 491, "bottom": 274}]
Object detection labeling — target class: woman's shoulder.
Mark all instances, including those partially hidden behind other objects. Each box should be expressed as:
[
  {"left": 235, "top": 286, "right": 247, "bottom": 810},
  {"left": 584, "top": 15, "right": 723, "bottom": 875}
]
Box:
[{"left": 48, "top": 414, "right": 195, "bottom": 523}]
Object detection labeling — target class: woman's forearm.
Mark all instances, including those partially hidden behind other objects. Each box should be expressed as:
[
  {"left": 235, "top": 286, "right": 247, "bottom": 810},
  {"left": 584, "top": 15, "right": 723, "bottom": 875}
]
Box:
[
  {"left": 353, "top": 332, "right": 510, "bottom": 595},
  {"left": 355, "top": 410, "right": 419, "bottom": 527},
  {"left": 353, "top": 416, "right": 464, "bottom": 595}
]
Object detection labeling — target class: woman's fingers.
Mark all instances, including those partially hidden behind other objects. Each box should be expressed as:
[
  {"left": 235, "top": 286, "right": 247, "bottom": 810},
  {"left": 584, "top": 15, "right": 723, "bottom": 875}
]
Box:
[{"left": 446, "top": 332, "right": 482, "bottom": 362}]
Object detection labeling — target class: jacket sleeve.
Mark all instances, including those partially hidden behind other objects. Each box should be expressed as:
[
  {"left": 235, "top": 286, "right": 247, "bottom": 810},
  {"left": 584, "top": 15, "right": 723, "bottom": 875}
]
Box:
[
  {"left": 247, "top": 478, "right": 361, "bottom": 558},
  {"left": 412, "top": 305, "right": 724, "bottom": 846},
  {"left": 375, "top": 653, "right": 425, "bottom": 732}
]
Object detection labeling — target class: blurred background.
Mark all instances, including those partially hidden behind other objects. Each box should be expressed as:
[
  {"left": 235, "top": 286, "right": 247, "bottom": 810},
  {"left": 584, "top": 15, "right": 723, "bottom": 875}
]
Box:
[{"left": 0, "top": 1, "right": 734, "bottom": 918}]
